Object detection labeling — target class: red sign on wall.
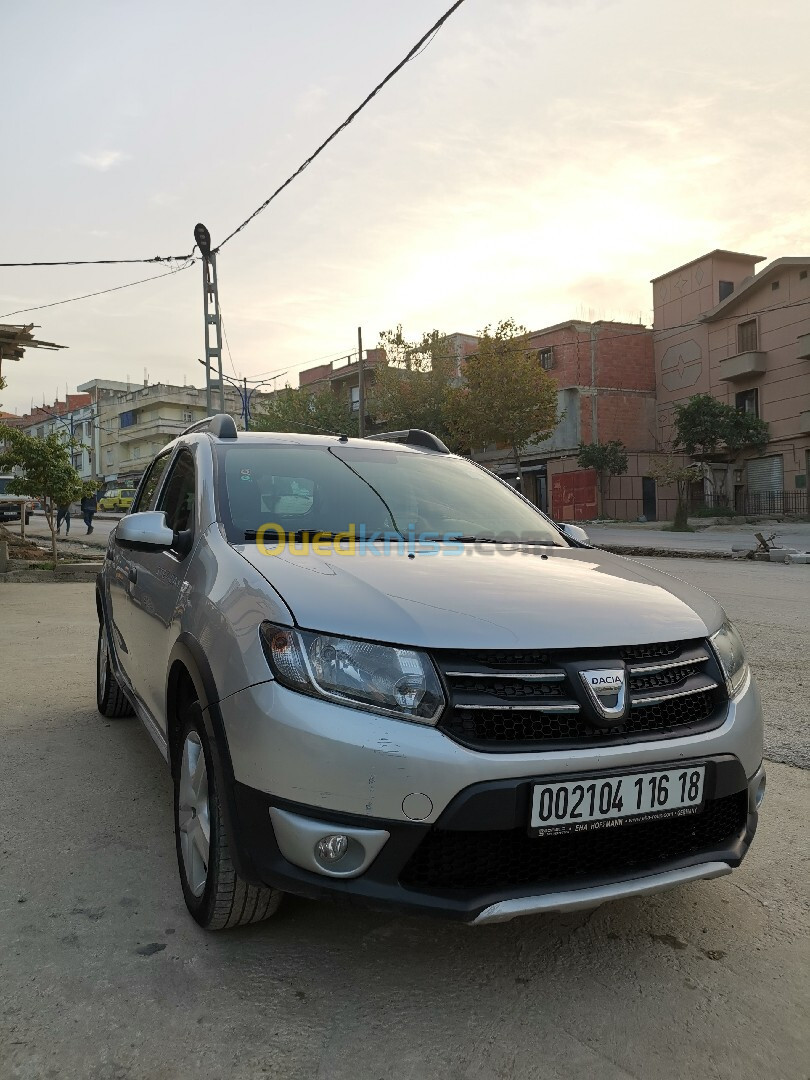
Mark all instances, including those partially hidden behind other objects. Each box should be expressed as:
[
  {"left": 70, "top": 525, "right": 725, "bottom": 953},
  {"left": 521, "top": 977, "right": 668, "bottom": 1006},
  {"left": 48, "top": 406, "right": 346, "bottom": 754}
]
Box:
[{"left": 551, "top": 470, "right": 597, "bottom": 522}]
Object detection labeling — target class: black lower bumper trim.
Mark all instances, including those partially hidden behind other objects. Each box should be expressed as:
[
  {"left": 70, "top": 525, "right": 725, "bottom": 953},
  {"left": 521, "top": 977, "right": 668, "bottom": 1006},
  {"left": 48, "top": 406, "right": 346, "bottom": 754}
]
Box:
[{"left": 230, "top": 757, "right": 757, "bottom": 922}]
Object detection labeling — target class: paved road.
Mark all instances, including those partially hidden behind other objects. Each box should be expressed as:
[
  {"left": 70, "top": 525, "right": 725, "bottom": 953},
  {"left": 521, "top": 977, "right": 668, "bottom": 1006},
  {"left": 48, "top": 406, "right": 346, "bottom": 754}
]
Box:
[
  {"left": 587, "top": 521, "right": 810, "bottom": 554},
  {"left": 0, "top": 564, "right": 808, "bottom": 1080},
  {"left": 23, "top": 512, "right": 117, "bottom": 549}
]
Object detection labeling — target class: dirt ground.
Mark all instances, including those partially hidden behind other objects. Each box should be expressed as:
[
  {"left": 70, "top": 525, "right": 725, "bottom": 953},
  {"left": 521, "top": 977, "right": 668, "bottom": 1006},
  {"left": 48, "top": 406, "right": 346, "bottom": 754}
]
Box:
[{"left": 0, "top": 572, "right": 808, "bottom": 1080}]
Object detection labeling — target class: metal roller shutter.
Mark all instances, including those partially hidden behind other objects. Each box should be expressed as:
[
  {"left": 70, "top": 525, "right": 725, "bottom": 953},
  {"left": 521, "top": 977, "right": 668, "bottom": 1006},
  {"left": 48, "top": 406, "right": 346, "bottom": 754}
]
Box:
[{"left": 746, "top": 455, "right": 783, "bottom": 493}]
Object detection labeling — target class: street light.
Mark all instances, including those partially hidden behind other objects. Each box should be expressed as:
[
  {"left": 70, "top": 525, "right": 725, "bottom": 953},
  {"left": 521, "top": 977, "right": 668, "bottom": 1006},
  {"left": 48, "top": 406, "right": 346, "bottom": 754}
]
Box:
[
  {"left": 194, "top": 223, "right": 212, "bottom": 259},
  {"left": 195, "top": 361, "right": 287, "bottom": 431}
]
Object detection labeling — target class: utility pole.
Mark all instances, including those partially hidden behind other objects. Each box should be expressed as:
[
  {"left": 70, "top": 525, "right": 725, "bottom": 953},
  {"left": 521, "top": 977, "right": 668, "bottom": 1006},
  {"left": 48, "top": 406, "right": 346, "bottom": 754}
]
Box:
[
  {"left": 195, "top": 223, "right": 225, "bottom": 416},
  {"left": 357, "top": 326, "right": 365, "bottom": 438}
]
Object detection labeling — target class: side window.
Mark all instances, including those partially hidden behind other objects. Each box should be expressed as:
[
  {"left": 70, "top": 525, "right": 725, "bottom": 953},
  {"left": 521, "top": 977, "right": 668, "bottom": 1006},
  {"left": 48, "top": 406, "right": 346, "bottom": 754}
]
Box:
[
  {"left": 133, "top": 453, "right": 171, "bottom": 513},
  {"left": 157, "top": 450, "right": 196, "bottom": 534}
]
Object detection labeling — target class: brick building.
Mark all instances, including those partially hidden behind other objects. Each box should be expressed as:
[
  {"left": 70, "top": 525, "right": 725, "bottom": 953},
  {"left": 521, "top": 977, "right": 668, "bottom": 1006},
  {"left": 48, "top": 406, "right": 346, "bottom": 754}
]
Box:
[
  {"left": 652, "top": 249, "right": 810, "bottom": 514},
  {"left": 475, "top": 320, "right": 658, "bottom": 520}
]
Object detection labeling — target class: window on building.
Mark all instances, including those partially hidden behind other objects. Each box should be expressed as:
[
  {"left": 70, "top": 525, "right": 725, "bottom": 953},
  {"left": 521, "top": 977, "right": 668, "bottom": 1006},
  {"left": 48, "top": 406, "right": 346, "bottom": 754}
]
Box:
[
  {"left": 737, "top": 319, "right": 758, "bottom": 353},
  {"left": 105, "top": 449, "right": 114, "bottom": 465},
  {"left": 719, "top": 280, "right": 734, "bottom": 302},
  {"left": 85, "top": 421, "right": 92, "bottom": 436},
  {"left": 120, "top": 410, "right": 138, "bottom": 429},
  {"left": 771, "top": 280, "right": 780, "bottom": 291},
  {"left": 801, "top": 270, "right": 808, "bottom": 281},
  {"left": 538, "top": 347, "right": 554, "bottom": 370},
  {"left": 735, "top": 389, "right": 759, "bottom": 417},
  {"left": 132, "top": 446, "right": 141, "bottom": 459},
  {"left": 350, "top": 386, "right": 360, "bottom": 412},
  {"left": 182, "top": 411, "right": 193, "bottom": 423}
]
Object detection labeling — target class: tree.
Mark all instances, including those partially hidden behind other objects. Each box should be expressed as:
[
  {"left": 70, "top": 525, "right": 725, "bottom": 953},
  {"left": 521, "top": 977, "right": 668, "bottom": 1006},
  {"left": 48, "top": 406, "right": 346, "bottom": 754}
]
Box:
[
  {"left": 648, "top": 455, "right": 702, "bottom": 531},
  {"left": 369, "top": 327, "right": 466, "bottom": 451},
  {"left": 0, "top": 425, "right": 96, "bottom": 564},
  {"left": 446, "top": 319, "right": 559, "bottom": 483},
  {"left": 672, "top": 394, "right": 769, "bottom": 503},
  {"left": 577, "top": 440, "right": 629, "bottom": 518},
  {"left": 252, "top": 386, "right": 359, "bottom": 437}
]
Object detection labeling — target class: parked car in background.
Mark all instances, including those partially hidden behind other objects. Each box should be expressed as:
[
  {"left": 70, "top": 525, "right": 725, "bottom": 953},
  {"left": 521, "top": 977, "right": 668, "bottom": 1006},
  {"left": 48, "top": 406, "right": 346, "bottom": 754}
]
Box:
[
  {"left": 0, "top": 475, "right": 32, "bottom": 524},
  {"left": 97, "top": 487, "right": 137, "bottom": 513}
]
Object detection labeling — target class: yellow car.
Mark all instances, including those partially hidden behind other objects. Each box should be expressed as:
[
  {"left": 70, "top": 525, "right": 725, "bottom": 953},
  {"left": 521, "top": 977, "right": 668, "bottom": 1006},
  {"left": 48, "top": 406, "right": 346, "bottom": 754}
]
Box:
[{"left": 97, "top": 488, "right": 137, "bottom": 513}]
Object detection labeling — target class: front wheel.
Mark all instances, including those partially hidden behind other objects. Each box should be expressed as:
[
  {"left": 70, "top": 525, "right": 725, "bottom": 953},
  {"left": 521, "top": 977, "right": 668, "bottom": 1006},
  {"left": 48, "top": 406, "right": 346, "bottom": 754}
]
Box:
[{"left": 174, "top": 704, "right": 282, "bottom": 930}]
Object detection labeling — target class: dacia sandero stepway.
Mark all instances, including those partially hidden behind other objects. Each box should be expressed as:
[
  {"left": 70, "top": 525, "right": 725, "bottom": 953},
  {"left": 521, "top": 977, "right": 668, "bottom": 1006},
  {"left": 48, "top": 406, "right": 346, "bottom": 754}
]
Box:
[{"left": 96, "top": 416, "right": 765, "bottom": 929}]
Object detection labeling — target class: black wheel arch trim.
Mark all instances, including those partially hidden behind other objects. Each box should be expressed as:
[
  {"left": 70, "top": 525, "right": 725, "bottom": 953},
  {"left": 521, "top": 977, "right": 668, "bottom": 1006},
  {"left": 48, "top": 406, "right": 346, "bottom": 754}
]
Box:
[{"left": 167, "top": 633, "right": 259, "bottom": 882}]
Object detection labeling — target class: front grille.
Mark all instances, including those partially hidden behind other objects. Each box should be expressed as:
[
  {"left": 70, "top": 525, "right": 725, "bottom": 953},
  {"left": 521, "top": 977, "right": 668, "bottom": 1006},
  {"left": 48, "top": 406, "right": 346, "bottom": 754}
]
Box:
[
  {"left": 433, "top": 639, "right": 726, "bottom": 751},
  {"left": 400, "top": 791, "right": 748, "bottom": 892}
]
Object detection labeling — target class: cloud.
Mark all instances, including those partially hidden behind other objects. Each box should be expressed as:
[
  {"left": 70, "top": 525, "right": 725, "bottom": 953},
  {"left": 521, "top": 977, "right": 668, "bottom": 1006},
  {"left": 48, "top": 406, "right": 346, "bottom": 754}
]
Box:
[{"left": 74, "top": 149, "right": 130, "bottom": 172}]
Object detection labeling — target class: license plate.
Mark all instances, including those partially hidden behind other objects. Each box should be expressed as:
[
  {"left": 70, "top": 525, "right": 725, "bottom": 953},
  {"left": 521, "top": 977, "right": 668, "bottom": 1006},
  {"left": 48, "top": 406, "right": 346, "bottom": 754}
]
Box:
[{"left": 530, "top": 766, "right": 706, "bottom": 836}]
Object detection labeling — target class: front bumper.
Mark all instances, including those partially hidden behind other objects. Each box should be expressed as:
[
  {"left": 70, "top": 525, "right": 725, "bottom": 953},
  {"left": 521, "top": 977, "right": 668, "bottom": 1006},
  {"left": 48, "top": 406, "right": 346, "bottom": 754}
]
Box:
[
  {"left": 230, "top": 759, "right": 764, "bottom": 922},
  {"left": 219, "top": 672, "right": 764, "bottom": 824}
]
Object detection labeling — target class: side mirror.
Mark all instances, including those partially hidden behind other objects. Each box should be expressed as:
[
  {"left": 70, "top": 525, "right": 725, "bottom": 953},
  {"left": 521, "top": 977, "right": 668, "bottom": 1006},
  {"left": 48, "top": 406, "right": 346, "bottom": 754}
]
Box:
[
  {"left": 116, "top": 511, "right": 175, "bottom": 551},
  {"left": 557, "top": 522, "right": 591, "bottom": 546}
]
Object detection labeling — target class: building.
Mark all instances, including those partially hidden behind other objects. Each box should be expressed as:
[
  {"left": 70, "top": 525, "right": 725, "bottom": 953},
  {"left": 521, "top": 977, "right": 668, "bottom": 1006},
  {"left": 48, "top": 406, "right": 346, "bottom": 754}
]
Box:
[
  {"left": 12, "top": 395, "right": 95, "bottom": 481},
  {"left": 298, "top": 347, "right": 387, "bottom": 414},
  {"left": 94, "top": 381, "right": 247, "bottom": 487},
  {"left": 475, "top": 321, "right": 658, "bottom": 520},
  {"left": 652, "top": 249, "right": 810, "bottom": 514}
]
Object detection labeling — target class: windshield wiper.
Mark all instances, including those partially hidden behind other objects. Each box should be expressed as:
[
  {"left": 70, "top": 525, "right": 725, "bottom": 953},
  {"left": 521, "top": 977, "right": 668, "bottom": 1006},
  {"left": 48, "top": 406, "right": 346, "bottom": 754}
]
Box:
[
  {"left": 442, "top": 535, "right": 561, "bottom": 546},
  {"left": 243, "top": 529, "right": 343, "bottom": 542}
]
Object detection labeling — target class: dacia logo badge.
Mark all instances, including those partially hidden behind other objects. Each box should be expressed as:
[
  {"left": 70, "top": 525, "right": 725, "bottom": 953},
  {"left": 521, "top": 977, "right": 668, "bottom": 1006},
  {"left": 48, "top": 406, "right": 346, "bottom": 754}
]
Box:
[{"left": 579, "top": 667, "right": 627, "bottom": 721}]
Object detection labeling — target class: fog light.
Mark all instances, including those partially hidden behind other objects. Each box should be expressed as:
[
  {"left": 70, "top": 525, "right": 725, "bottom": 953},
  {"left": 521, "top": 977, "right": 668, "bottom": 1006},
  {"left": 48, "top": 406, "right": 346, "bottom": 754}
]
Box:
[
  {"left": 755, "top": 775, "right": 766, "bottom": 809},
  {"left": 316, "top": 834, "right": 349, "bottom": 862}
]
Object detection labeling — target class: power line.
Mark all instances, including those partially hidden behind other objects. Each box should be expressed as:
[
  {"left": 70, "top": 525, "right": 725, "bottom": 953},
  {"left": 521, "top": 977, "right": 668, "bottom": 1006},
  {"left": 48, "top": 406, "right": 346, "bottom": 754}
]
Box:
[
  {"left": 214, "top": 0, "right": 468, "bottom": 252},
  {"left": 0, "top": 254, "right": 194, "bottom": 268},
  {"left": 0, "top": 260, "right": 196, "bottom": 319}
]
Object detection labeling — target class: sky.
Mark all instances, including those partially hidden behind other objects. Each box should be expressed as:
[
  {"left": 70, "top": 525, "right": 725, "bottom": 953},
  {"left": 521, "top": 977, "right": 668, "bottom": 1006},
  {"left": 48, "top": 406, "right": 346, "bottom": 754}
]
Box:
[{"left": 3, "top": 0, "right": 809, "bottom": 415}]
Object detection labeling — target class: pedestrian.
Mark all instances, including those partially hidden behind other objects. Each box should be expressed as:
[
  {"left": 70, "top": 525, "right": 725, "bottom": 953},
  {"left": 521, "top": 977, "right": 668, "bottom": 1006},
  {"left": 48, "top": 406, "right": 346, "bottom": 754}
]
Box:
[
  {"left": 56, "top": 501, "right": 72, "bottom": 535},
  {"left": 81, "top": 491, "right": 98, "bottom": 534}
]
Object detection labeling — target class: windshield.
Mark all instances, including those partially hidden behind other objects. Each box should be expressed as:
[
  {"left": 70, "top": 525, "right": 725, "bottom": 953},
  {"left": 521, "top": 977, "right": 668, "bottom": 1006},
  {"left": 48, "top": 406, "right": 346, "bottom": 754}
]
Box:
[
  {"left": 0, "top": 478, "right": 10, "bottom": 495},
  {"left": 217, "top": 444, "right": 564, "bottom": 546}
]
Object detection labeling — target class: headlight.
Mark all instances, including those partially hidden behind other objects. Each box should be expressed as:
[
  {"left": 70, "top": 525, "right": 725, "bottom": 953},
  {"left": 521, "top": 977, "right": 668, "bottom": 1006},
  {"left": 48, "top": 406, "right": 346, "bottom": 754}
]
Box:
[
  {"left": 260, "top": 624, "right": 445, "bottom": 724},
  {"left": 710, "top": 619, "right": 749, "bottom": 697}
]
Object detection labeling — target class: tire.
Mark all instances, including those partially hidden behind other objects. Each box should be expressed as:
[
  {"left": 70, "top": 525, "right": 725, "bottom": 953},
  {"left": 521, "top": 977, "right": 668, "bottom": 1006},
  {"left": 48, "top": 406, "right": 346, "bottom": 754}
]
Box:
[
  {"left": 174, "top": 702, "right": 282, "bottom": 930},
  {"left": 96, "top": 622, "right": 134, "bottom": 718}
]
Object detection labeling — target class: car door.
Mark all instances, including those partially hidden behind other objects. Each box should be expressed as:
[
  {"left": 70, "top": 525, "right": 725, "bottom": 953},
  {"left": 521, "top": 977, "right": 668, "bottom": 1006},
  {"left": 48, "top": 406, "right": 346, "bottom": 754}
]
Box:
[
  {"left": 123, "top": 447, "right": 198, "bottom": 733},
  {"left": 108, "top": 453, "right": 172, "bottom": 692}
]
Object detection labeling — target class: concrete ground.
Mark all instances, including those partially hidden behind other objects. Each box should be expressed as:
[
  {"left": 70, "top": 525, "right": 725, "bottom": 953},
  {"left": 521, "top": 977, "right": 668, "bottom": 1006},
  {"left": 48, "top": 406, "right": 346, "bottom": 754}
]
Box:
[
  {"left": 587, "top": 520, "right": 810, "bottom": 555},
  {"left": 1, "top": 566, "right": 808, "bottom": 1080}
]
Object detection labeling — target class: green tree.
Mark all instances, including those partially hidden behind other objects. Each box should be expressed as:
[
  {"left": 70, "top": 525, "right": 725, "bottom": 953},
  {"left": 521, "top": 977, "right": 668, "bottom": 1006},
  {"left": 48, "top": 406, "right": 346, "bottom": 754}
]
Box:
[
  {"left": 447, "top": 319, "right": 559, "bottom": 483},
  {"left": 672, "top": 394, "right": 769, "bottom": 504},
  {"left": 577, "top": 440, "right": 629, "bottom": 518},
  {"left": 252, "top": 386, "right": 359, "bottom": 437},
  {"left": 648, "top": 455, "right": 702, "bottom": 531},
  {"left": 0, "top": 426, "right": 96, "bottom": 564},
  {"left": 369, "top": 327, "right": 465, "bottom": 451}
]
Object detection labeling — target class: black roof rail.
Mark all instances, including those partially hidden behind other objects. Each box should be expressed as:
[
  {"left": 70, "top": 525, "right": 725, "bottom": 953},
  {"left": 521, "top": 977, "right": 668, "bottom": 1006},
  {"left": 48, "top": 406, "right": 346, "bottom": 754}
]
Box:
[
  {"left": 181, "top": 413, "right": 238, "bottom": 439},
  {"left": 367, "top": 429, "right": 450, "bottom": 454}
]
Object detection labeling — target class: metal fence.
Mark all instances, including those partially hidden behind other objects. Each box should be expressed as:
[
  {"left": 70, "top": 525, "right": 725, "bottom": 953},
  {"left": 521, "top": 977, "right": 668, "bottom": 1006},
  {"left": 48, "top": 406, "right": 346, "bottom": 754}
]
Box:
[
  {"left": 737, "top": 490, "right": 808, "bottom": 516},
  {"left": 689, "top": 490, "right": 808, "bottom": 516}
]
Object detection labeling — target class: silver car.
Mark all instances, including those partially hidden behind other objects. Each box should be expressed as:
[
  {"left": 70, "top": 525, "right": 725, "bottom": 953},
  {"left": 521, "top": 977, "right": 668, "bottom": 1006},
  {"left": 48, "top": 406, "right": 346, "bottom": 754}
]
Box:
[{"left": 96, "top": 416, "right": 765, "bottom": 930}]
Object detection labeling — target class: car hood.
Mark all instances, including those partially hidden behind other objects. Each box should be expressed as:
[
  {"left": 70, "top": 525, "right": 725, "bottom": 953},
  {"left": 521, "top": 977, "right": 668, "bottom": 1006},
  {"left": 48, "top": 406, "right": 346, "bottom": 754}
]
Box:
[{"left": 233, "top": 543, "right": 724, "bottom": 650}]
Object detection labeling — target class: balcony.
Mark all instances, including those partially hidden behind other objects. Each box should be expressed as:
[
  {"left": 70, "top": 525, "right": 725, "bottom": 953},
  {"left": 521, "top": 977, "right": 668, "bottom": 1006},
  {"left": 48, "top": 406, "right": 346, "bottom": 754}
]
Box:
[
  {"left": 117, "top": 416, "right": 190, "bottom": 443},
  {"left": 800, "top": 410, "right": 810, "bottom": 434},
  {"left": 797, "top": 334, "right": 810, "bottom": 360},
  {"left": 718, "top": 350, "right": 767, "bottom": 381}
]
